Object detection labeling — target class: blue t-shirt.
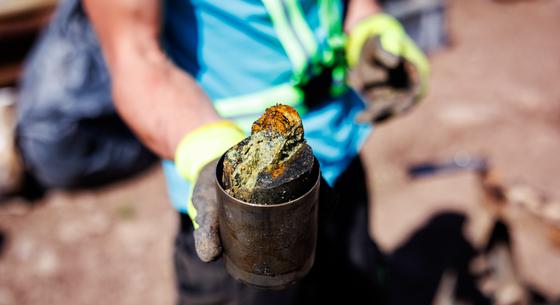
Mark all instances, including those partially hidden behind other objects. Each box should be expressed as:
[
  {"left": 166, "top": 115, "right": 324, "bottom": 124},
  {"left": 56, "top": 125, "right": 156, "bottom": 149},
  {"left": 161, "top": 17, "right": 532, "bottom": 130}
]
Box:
[{"left": 161, "top": 0, "right": 372, "bottom": 213}]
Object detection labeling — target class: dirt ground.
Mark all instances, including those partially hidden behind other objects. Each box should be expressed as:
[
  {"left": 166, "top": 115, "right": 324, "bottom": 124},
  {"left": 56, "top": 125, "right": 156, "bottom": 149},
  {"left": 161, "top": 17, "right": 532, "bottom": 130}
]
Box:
[
  {"left": 366, "top": 0, "right": 560, "bottom": 299},
  {"left": 1, "top": 0, "right": 560, "bottom": 304}
]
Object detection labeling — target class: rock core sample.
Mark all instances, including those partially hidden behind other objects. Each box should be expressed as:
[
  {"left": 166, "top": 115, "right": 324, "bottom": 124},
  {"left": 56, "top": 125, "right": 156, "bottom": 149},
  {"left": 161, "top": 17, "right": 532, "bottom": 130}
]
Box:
[{"left": 222, "top": 104, "right": 315, "bottom": 205}]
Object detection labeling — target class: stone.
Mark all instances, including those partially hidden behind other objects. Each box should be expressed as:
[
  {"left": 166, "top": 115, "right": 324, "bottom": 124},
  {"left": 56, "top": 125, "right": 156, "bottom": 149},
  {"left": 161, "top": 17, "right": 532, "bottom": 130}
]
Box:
[{"left": 222, "top": 105, "right": 314, "bottom": 205}]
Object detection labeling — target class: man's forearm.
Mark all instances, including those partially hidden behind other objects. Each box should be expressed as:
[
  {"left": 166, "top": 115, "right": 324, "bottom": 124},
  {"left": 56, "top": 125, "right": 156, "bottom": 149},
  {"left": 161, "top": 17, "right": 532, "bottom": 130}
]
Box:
[
  {"left": 345, "top": 0, "right": 381, "bottom": 32},
  {"left": 84, "top": 0, "right": 219, "bottom": 159},
  {"left": 109, "top": 42, "right": 219, "bottom": 159}
]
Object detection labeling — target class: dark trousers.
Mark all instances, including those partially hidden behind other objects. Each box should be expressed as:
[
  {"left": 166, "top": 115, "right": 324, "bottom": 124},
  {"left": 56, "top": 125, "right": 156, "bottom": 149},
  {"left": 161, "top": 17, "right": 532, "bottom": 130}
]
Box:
[
  {"left": 174, "top": 157, "right": 384, "bottom": 305},
  {"left": 174, "top": 157, "right": 490, "bottom": 305}
]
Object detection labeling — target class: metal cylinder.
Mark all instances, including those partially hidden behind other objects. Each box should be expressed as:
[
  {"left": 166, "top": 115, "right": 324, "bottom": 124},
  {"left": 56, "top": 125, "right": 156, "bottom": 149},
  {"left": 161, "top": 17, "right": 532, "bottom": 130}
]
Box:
[{"left": 215, "top": 155, "right": 320, "bottom": 289}]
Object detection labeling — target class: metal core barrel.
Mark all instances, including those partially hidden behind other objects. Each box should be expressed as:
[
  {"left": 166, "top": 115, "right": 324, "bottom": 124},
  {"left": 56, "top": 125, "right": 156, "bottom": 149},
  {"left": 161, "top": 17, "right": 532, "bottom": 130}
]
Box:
[{"left": 215, "top": 155, "right": 320, "bottom": 289}]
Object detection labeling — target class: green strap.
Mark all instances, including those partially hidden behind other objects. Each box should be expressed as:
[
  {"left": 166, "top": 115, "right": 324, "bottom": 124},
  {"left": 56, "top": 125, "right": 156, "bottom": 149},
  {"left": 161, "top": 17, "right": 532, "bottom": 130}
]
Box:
[
  {"left": 214, "top": 1, "right": 348, "bottom": 128},
  {"left": 214, "top": 83, "right": 306, "bottom": 132},
  {"left": 285, "top": 0, "right": 318, "bottom": 62},
  {"left": 262, "top": 0, "right": 308, "bottom": 80},
  {"left": 319, "top": 0, "right": 345, "bottom": 64},
  {"left": 262, "top": 0, "right": 346, "bottom": 85},
  {"left": 319, "top": 0, "right": 348, "bottom": 97}
]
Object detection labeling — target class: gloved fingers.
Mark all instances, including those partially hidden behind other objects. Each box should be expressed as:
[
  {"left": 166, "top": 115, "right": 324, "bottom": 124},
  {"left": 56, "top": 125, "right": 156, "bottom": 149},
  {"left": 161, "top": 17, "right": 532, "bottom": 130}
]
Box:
[
  {"left": 365, "top": 36, "right": 402, "bottom": 69},
  {"left": 401, "top": 37, "right": 430, "bottom": 97},
  {"left": 350, "top": 36, "right": 399, "bottom": 89},
  {"left": 193, "top": 221, "right": 221, "bottom": 263},
  {"left": 347, "top": 14, "right": 429, "bottom": 124},
  {"left": 353, "top": 37, "right": 426, "bottom": 123},
  {"left": 346, "top": 13, "right": 405, "bottom": 68},
  {"left": 359, "top": 35, "right": 427, "bottom": 94},
  {"left": 352, "top": 36, "right": 411, "bottom": 92},
  {"left": 356, "top": 89, "right": 416, "bottom": 123},
  {"left": 401, "top": 52, "right": 429, "bottom": 99},
  {"left": 355, "top": 59, "right": 422, "bottom": 123},
  {"left": 191, "top": 160, "right": 222, "bottom": 262}
]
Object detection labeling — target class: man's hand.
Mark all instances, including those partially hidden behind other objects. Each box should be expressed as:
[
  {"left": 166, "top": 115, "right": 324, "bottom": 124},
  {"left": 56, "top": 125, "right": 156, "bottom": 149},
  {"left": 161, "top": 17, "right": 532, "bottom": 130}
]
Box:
[
  {"left": 346, "top": 13, "right": 430, "bottom": 123},
  {"left": 175, "top": 121, "right": 245, "bottom": 262},
  {"left": 190, "top": 160, "right": 221, "bottom": 262}
]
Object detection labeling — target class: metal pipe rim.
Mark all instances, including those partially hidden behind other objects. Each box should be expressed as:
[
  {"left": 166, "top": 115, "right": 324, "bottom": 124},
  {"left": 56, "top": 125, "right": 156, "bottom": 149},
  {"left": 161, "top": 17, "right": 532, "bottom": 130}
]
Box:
[{"left": 215, "top": 155, "right": 320, "bottom": 208}]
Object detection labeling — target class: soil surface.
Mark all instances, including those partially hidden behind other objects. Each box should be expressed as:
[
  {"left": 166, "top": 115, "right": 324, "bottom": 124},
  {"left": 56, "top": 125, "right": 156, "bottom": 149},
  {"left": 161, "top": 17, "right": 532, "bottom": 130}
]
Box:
[{"left": 1, "top": 0, "right": 560, "bottom": 304}]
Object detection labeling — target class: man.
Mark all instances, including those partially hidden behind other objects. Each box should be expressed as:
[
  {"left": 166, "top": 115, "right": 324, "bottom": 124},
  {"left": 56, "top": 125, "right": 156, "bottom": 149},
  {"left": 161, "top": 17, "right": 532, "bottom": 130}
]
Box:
[{"left": 9, "top": 0, "right": 429, "bottom": 303}]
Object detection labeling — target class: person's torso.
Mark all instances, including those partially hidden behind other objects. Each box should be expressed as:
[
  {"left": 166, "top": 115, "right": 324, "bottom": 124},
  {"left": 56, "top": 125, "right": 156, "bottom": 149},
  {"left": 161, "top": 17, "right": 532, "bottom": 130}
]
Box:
[
  {"left": 161, "top": 0, "right": 373, "bottom": 213},
  {"left": 163, "top": 0, "right": 326, "bottom": 101}
]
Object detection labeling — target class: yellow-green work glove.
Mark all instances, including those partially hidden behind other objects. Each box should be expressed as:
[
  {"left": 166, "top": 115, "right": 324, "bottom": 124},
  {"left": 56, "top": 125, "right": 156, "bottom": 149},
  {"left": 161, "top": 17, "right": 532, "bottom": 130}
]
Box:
[
  {"left": 175, "top": 120, "right": 245, "bottom": 262},
  {"left": 346, "top": 13, "right": 430, "bottom": 123}
]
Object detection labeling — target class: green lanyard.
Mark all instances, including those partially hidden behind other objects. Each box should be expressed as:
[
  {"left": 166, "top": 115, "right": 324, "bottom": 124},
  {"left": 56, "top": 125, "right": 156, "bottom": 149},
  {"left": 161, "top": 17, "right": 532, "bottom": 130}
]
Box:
[
  {"left": 319, "top": 0, "right": 344, "bottom": 65},
  {"left": 261, "top": 0, "right": 346, "bottom": 87},
  {"left": 214, "top": 0, "right": 347, "bottom": 131},
  {"left": 318, "top": 0, "right": 347, "bottom": 96}
]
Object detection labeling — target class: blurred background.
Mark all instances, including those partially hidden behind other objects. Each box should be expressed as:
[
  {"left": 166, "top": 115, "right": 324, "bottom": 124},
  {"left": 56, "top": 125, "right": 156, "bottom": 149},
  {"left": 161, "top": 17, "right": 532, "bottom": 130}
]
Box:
[{"left": 0, "top": 0, "right": 560, "bottom": 304}]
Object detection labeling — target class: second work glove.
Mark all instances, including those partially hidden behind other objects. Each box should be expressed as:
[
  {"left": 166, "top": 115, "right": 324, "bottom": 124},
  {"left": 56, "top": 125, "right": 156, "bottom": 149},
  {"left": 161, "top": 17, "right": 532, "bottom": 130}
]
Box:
[
  {"left": 346, "top": 13, "right": 430, "bottom": 123},
  {"left": 175, "top": 121, "right": 245, "bottom": 262}
]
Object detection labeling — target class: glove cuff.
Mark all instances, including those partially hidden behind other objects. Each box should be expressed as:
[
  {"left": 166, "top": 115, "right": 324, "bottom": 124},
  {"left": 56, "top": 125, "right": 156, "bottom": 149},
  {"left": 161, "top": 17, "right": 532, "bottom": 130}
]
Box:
[
  {"left": 175, "top": 121, "right": 245, "bottom": 182},
  {"left": 346, "top": 13, "right": 405, "bottom": 67}
]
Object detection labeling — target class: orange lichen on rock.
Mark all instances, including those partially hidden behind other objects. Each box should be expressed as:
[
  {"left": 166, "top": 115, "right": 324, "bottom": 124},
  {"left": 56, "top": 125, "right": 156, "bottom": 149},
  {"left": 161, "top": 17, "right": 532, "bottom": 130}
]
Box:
[
  {"left": 251, "top": 104, "right": 303, "bottom": 139},
  {"left": 270, "top": 163, "right": 286, "bottom": 179}
]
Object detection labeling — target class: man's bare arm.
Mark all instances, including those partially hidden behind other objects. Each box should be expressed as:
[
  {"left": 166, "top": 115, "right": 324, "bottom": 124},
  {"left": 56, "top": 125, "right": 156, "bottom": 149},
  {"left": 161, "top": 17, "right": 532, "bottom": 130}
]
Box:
[
  {"left": 83, "top": 0, "right": 219, "bottom": 159},
  {"left": 345, "top": 0, "right": 381, "bottom": 32}
]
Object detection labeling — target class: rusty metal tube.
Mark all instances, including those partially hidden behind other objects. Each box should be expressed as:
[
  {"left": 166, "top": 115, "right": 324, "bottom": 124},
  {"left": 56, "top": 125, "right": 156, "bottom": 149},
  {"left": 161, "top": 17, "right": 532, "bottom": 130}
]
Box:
[{"left": 215, "top": 155, "right": 320, "bottom": 289}]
